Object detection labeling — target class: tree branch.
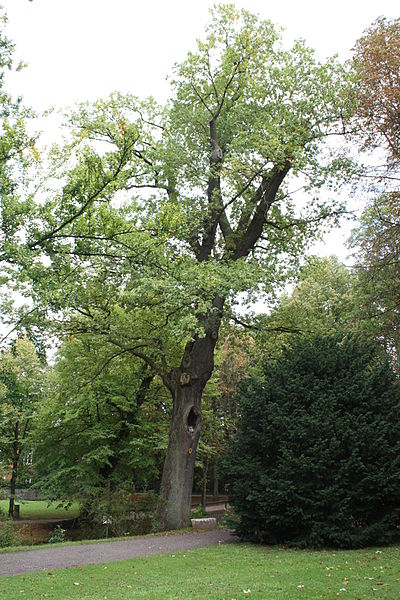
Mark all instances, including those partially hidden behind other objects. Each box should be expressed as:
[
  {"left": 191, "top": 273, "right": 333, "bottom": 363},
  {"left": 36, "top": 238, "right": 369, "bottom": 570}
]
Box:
[
  {"left": 231, "top": 315, "right": 303, "bottom": 335},
  {"left": 233, "top": 160, "right": 292, "bottom": 259},
  {"left": 28, "top": 141, "right": 136, "bottom": 251}
]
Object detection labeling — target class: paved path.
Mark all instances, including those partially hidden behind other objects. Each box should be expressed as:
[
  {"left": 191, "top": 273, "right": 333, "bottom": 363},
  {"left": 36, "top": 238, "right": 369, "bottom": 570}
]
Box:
[{"left": 0, "top": 529, "right": 235, "bottom": 577}]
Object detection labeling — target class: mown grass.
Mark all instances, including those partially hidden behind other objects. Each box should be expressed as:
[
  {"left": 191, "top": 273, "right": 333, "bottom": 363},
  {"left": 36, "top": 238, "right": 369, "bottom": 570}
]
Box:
[
  {"left": 1, "top": 542, "right": 400, "bottom": 599},
  {"left": 0, "top": 500, "right": 81, "bottom": 520}
]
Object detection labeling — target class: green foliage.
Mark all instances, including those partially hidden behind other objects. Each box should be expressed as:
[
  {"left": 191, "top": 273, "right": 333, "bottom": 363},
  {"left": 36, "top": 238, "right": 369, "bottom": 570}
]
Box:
[
  {"left": 48, "top": 524, "right": 67, "bottom": 544},
  {"left": 78, "top": 490, "right": 159, "bottom": 538},
  {"left": 0, "top": 520, "right": 17, "bottom": 548},
  {"left": 0, "top": 336, "right": 45, "bottom": 504},
  {"left": 193, "top": 328, "right": 253, "bottom": 494},
  {"left": 255, "top": 256, "right": 359, "bottom": 358},
  {"left": 222, "top": 334, "right": 400, "bottom": 548},
  {"left": 192, "top": 503, "right": 206, "bottom": 518},
  {"left": 20, "top": 4, "right": 356, "bottom": 370},
  {"left": 254, "top": 253, "right": 400, "bottom": 376},
  {"left": 0, "top": 507, "right": 18, "bottom": 548},
  {"left": 348, "top": 19, "right": 400, "bottom": 370},
  {"left": 32, "top": 336, "right": 168, "bottom": 500},
  {"left": 350, "top": 195, "right": 400, "bottom": 370},
  {"left": 1, "top": 5, "right": 357, "bottom": 528},
  {"left": 0, "top": 8, "right": 38, "bottom": 333}
]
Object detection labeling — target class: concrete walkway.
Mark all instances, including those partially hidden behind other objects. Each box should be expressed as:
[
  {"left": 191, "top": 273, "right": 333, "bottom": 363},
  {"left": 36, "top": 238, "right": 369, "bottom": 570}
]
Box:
[{"left": 0, "top": 528, "right": 235, "bottom": 577}]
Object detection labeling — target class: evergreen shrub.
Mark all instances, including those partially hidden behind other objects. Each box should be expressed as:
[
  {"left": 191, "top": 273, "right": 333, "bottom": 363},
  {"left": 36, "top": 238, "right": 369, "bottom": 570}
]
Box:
[{"left": 222, "top": 334, "right": 400, "bottom": 548}]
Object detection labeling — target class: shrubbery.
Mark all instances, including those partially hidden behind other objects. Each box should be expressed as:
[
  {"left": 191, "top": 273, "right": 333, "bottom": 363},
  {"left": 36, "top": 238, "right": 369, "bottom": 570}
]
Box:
[
  {"left": 77, "top": 489, "right": 159, "bottom": 538},
  {"left": 222, "top": 334, "right": 400, "bottom": 548},
  {"left": 0, "top": 508, "right": 18, "bottom": 548},
  {"left": 48, "top": 524, "right": 67, "bottom": 544}
]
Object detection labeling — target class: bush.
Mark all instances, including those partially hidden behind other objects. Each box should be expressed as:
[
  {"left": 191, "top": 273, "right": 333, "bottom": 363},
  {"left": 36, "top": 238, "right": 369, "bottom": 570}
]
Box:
[
  {"left": 0, "top": 508, "right": 18, "bottom": 548},
  {"left": 48, "top": 524, "right": 67, "bottom": 544},
  {"left": 222, "top": 334, "right": 400, "bottom": 548},
  {"left": 0, "top": 521, "right": 17, "bottom": 548},
  {"left": 78, "top": 489, "right": 159, "bottom": 538}
]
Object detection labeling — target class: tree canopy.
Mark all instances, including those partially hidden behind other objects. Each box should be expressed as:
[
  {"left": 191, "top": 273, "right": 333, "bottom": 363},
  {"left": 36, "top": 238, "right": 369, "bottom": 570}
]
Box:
[
  {"left": 32, "top": 335, "right": 166, "bottom": 501},
  {"left": 0, "top": 337, "right": 44, "bottom": 516},
  {"left": 350, "top": 17, "right": 400, "bottom": 370},
  {"left": 2, "top": 5, "right": 357, "bottom": 529},
  {"left": 20, "top": 5, "right": 357, "bottom": 528},
  {"left": 353, "top": 17, "right": 400, "bottom": 161}
]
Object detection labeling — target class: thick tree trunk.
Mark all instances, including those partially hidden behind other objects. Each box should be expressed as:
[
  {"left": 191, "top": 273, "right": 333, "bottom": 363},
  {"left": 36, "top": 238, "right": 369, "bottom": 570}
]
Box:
[
  {"left": 159, "top": 380, "right": 204, "bottom": 529},
  {"left": 159, "top": 296, "right": 224, "bottom": 530}
]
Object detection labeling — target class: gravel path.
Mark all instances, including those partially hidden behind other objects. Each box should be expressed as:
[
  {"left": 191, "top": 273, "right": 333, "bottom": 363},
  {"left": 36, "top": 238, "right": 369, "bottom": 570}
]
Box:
[{"left": 0, "top": 528, "right": 235, "bottom": 577}]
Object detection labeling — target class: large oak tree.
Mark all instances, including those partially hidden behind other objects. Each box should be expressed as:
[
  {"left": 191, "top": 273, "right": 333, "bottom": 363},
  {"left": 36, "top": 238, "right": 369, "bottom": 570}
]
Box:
[{"left": 22, "top": 5, "right": 354, "bottom": 529}]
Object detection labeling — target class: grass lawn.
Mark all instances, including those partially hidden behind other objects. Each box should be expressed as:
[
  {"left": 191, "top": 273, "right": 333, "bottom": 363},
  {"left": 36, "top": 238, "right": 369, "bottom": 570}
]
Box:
[
  {"left": 0, "top": 500, "right": 81, "bottom": 520},
  {"left": 1, "top": 542, "right": 400, "bottom": 599}
]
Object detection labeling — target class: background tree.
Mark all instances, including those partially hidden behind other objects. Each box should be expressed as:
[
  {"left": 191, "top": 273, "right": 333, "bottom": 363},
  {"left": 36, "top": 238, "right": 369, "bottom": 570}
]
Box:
[
  {"left": 32, "top": 335, "right": 168, "bottom": 502},
  {"left": 197, "top": 327, "right": 255, "bottom": 500},
  {"left": 350, "top": 196, "right": 400, "bottom": 369},
  {"left": 350, "top": 17, "right": 400, "bottom": 369},
  {"left": 21, "top": 5, "right": 354, "bottom": 529},
  {"left": 257, "top": 256, "right": 357, "bottom": 357},
  {"left": 353, "top": 17, "right": 400, "bottom": 161},
  {"left": 222, "top": 333, "right": 400, "bottom": 548},
  {"left": 0, "top": 337, "right": 44, "bottom": 517},
  {"left": 254, "top": 252, "right": 400, "bottom": 371}
]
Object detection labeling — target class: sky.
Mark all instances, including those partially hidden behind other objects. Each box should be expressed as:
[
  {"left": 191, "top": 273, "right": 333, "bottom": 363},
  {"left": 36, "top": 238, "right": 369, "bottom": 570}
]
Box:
[
  {"left": 3, "top": 0, "right": 399, "bottom": 110},
  {"left": 2, "top": 0, "right": 399, "bottom": 262}
]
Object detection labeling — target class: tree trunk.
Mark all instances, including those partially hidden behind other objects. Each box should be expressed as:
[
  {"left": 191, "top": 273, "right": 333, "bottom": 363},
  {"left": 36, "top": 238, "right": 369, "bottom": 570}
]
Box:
[
  {"left": 212, "top": 461, "right": 219, "bottom": 499},
  {"left": 8, "top": 421, "right": 19, "bottom": 518},
  {"left": 159, "top": 296, "right": 224, "bottom": 530},
  {"left": 159, "top": 379, "right": 203, "bottom": 529},
  {"left": 201, "top": 457, "right": 209, "bottom": 508}
]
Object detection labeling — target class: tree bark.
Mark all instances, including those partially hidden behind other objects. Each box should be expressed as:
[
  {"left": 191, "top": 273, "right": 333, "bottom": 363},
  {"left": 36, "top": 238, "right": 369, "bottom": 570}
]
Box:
[
  {"left": 159, "top": 380, "right": 203, "bottom": 529},
  {"left": 159, "top": 296, "right": 224, "bottom": 530},
  {"left": 8, "top": 421, "right": 19, "bottom": 518}
]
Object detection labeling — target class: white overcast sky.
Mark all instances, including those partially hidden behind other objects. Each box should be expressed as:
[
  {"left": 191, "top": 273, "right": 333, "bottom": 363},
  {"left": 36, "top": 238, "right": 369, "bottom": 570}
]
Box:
[
  {"left": 2, "top": 0, "right": 399, "bottom": 262},
  {"left": 3, "top": 0, "right": 399, "bottom": 110}
]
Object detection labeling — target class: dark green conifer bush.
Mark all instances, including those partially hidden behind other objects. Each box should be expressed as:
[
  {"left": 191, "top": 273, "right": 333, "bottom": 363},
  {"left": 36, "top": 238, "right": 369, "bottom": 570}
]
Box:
[{"left": 222, "top": 335, "right": 400, "bottom": 548}]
